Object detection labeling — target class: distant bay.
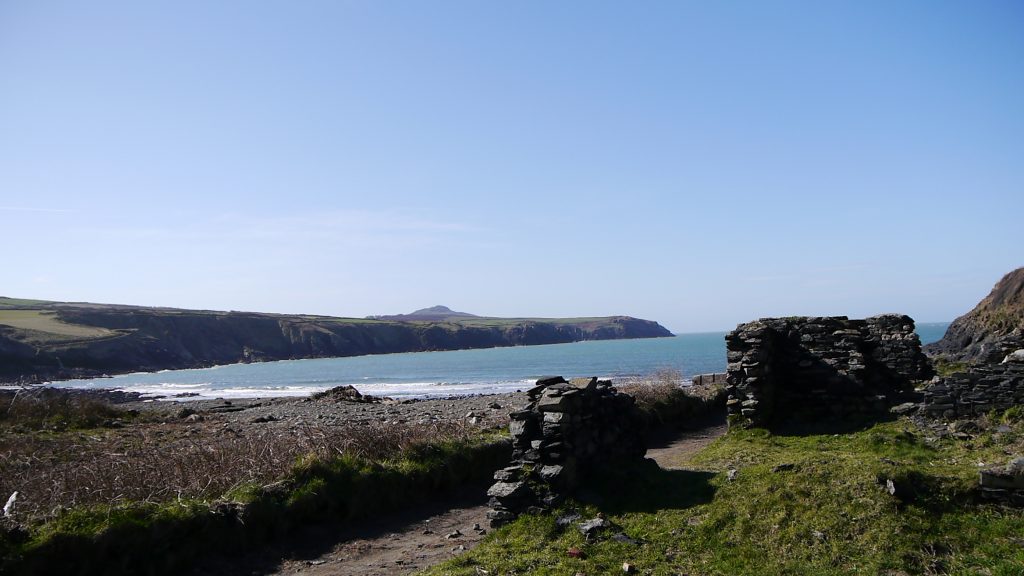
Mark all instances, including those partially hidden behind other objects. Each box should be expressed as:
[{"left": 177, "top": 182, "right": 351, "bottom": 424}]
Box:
[{"left": 52, "top": 322, "right": 951, "bottom": 400}]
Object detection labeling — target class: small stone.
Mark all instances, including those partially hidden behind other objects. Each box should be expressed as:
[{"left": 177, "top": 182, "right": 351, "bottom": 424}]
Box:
[
  {"left": 486, "top": 481, "right": 529, "bottom": 499},
  {"left": 1002, "top": 349, "right": 1024, "bottom": 364},
  {"left": 726, "top": 469, "right": 738, "bottom": 481},
  {"left": 539, "top": 465, "right": 564, "bottom": 482},
  {"left": 446, "top": 530, "right": 463, "bottom": 539},
  {"left": 1009, "top": 457, "right": 1024, "bottom": 474},
  {"left": 611, "top": 532, "right": 639, "bottom": 545},
  {"left": 556, "top": 512, "right": 582, "bottom": 527},
  {"left": 890, "top": 402, "right": 918, "bottom": 415},
  {"left": 772, "top": 463, "right": 795, "bottom": 473},
  {"left": 578, "top": 517, "right": 609, "bottom": 537},
  {"left": 622, "top": 562, "right": 636, "bottom": 573}
]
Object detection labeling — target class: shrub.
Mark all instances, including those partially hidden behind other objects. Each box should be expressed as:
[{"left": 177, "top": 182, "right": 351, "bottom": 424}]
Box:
[
  {"left": 0, "top": 416, "right": 475, "bottom": 523},
  {"left": 617, "top": 369, "right": 727, "bottom": 427},
  {"left": 0, "top": 388, "right": 127, "bottom": 431}
]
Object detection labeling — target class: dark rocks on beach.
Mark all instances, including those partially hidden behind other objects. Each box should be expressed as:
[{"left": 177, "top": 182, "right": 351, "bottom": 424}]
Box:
[{"left": 308, "top": 385, "right": 390, "bottom": 403}]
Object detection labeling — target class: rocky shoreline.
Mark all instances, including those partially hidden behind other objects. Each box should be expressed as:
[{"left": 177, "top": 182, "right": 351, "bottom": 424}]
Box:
[{"left": 1, "top": 385, "right": 530, "bottom": 431}]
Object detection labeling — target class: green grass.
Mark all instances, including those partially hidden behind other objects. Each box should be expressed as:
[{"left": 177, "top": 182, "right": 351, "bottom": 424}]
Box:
[
  {"left": 0, "top": 310, "right": 117, "bottom": 339},
  {"left": 932, "top": 357, "right": 971, "bottom": 377},
  {"left": 0, "top": 297, "right": 55, "bottom": 308},
  {"left": 422, "top": 420, "right": 1024, "bottom": 576}
]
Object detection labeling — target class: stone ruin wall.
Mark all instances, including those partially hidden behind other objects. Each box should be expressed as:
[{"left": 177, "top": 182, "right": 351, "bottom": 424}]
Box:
[
  {"left": 691, "top": 373, "right": 727, "bottom": 386},
  {"left": 921, "top": 359, "right": 1024, "bottom": 420},
  {"left": 725, "top": 314, "right": 933, "bottom": 428},
  {"left": 486, "top": 376, "right": 645, "bottom": 526}
]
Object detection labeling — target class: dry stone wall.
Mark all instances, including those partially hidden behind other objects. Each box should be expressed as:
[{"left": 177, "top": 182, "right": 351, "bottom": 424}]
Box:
[
  {"left": 691, "top": 373, "right": 727, "bottom": 386},
  {"left": 725, "top": 315, "right": 932, "bottom": 428},
  {"left": 979, "top": 457, "right": 1024, "bottom": 505},
  {"left": 486, "top": 376, "right": 645, "bottom": 526},
  {"left": 921, "top": 355, "right": 1024, "bottom": 420}
]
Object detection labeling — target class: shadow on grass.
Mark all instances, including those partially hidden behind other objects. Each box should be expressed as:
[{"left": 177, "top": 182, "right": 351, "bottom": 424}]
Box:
[
  {"left": 187, "top": 488, "right": 492, "bottom": 576},
  {"left": 576, "top": 459, "right": 717, "bottom": 514},
  {"left": 645, "top": 411, "right": 727, "bottom": 450},
  {"left": 767, "top": 411, "right": 900, "bottom": 437}
]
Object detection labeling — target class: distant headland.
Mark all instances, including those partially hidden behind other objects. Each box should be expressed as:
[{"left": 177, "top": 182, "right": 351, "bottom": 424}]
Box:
[{"left": 0, "top": 298, "right": 673, "bottom": 384}]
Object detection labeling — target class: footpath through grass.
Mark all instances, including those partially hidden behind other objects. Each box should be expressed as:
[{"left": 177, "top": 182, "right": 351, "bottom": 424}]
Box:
[{"left": 423, "top": 417, "right": 1024, "bottom": 576}]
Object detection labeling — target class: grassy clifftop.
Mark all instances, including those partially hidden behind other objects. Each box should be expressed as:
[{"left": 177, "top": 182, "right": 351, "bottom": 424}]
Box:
[{"left": 0, "top": 298, "right": 672, "bottom": 383}]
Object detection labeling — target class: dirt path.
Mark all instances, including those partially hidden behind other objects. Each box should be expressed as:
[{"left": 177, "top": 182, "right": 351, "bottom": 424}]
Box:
[
  {"left": 645, "top": 419, "right": 728, "bottom": 470},
  {"left": 189, "top": 490, "right": 491, "bottom": 576},
  {"left": 196, "top": 422, "right": 727, "bottom": 576},
  {"left": 267, "top": 495, "right": 490, "bottom": 575}
]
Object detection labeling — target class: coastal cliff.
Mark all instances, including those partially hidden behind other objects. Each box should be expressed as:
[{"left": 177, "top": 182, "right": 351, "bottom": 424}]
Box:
[
  {"left": 924, "top": 267, "right": 1024, "bottom": 362},
  {"left": 0, "top": 299, "right": 672, "bottom": 383}
]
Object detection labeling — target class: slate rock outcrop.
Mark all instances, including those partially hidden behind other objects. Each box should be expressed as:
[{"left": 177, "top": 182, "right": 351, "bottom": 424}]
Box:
[
  {"left": 925, "top": 267, "right": 1024, "bottom": 363},
  {"left": 486, "top": 376, "right": 645, "bottom": 526},
  {"left": 725, "top": 315, "right": 932, "bottom": 428}
]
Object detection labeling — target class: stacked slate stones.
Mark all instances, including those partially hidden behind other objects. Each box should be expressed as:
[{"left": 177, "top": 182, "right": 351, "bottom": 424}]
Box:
[
  {"left": 979, "top": 457, "right": 1024, "bottom": 505},
  {"left": 725, "top": 315, "right": 932, "bottom": 428},
  {"left": 486, "top": 376, "right": 645, "bottom": 527},
  {"left": 921, "top": 351, "right": 1024, "bottom": 420}
]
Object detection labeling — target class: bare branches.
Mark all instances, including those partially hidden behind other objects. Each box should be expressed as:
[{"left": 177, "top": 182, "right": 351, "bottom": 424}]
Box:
[{"left": 0, "top": 418, "right": 472, "bottom": 523}]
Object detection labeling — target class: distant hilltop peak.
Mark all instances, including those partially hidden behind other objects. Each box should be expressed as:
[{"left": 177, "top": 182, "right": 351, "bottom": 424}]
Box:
[
  {"left": 368, "top": 305, "right": 479, "bottom": 321},
  {"left": 408, "top": 305, "right": 477, "bottom": 318}
]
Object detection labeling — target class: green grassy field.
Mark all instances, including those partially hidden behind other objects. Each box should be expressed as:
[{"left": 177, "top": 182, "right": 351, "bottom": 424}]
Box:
[
  {"left": 0, "top": 297, "right": 55, "bottom": 308},
  {"left": 0, "top": 310, "right": 116, "bottom": 339},
  {"left": 423, "top": 417, "right": 1024, "bottom": 576}
]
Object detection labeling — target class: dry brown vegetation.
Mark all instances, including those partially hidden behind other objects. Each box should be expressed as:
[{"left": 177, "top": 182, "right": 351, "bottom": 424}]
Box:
[
  {"left": 0, "top": 395, "right": 474, "bottom": 523},
  {"left": 617, "top": 368, "right": 727, "bottom": 425},
  {"left": 1, "top": 388, "right": 129, "bottom": 431}
]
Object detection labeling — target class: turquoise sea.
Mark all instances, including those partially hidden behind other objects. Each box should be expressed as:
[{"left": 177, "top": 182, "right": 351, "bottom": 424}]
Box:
[{"left": 52, "top": 322, "right": 952, "bottom": 400}]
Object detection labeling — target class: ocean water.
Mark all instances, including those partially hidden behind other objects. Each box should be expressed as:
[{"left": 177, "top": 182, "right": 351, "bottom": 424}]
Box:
[{"left": 52, "top": 322, "right": 951, "bottom": 401}]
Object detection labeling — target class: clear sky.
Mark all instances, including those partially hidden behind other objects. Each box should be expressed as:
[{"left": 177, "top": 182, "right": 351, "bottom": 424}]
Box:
[{"left": 2, "top": 1, "right": 1022, "bottom": 333}]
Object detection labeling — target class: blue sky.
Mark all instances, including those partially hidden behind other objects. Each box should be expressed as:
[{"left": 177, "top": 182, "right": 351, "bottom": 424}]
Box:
[{"left": 1, "top": 1, "right": 1021, "bottom": 332}]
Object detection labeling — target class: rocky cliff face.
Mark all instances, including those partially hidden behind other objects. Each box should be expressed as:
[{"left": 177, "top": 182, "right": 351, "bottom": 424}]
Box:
[
  {"left": 0, "top": 303, "right": 673, "bottom": 383},
  {"left": 925, "top": 267, "right": 1024, "bottom": 363}
]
